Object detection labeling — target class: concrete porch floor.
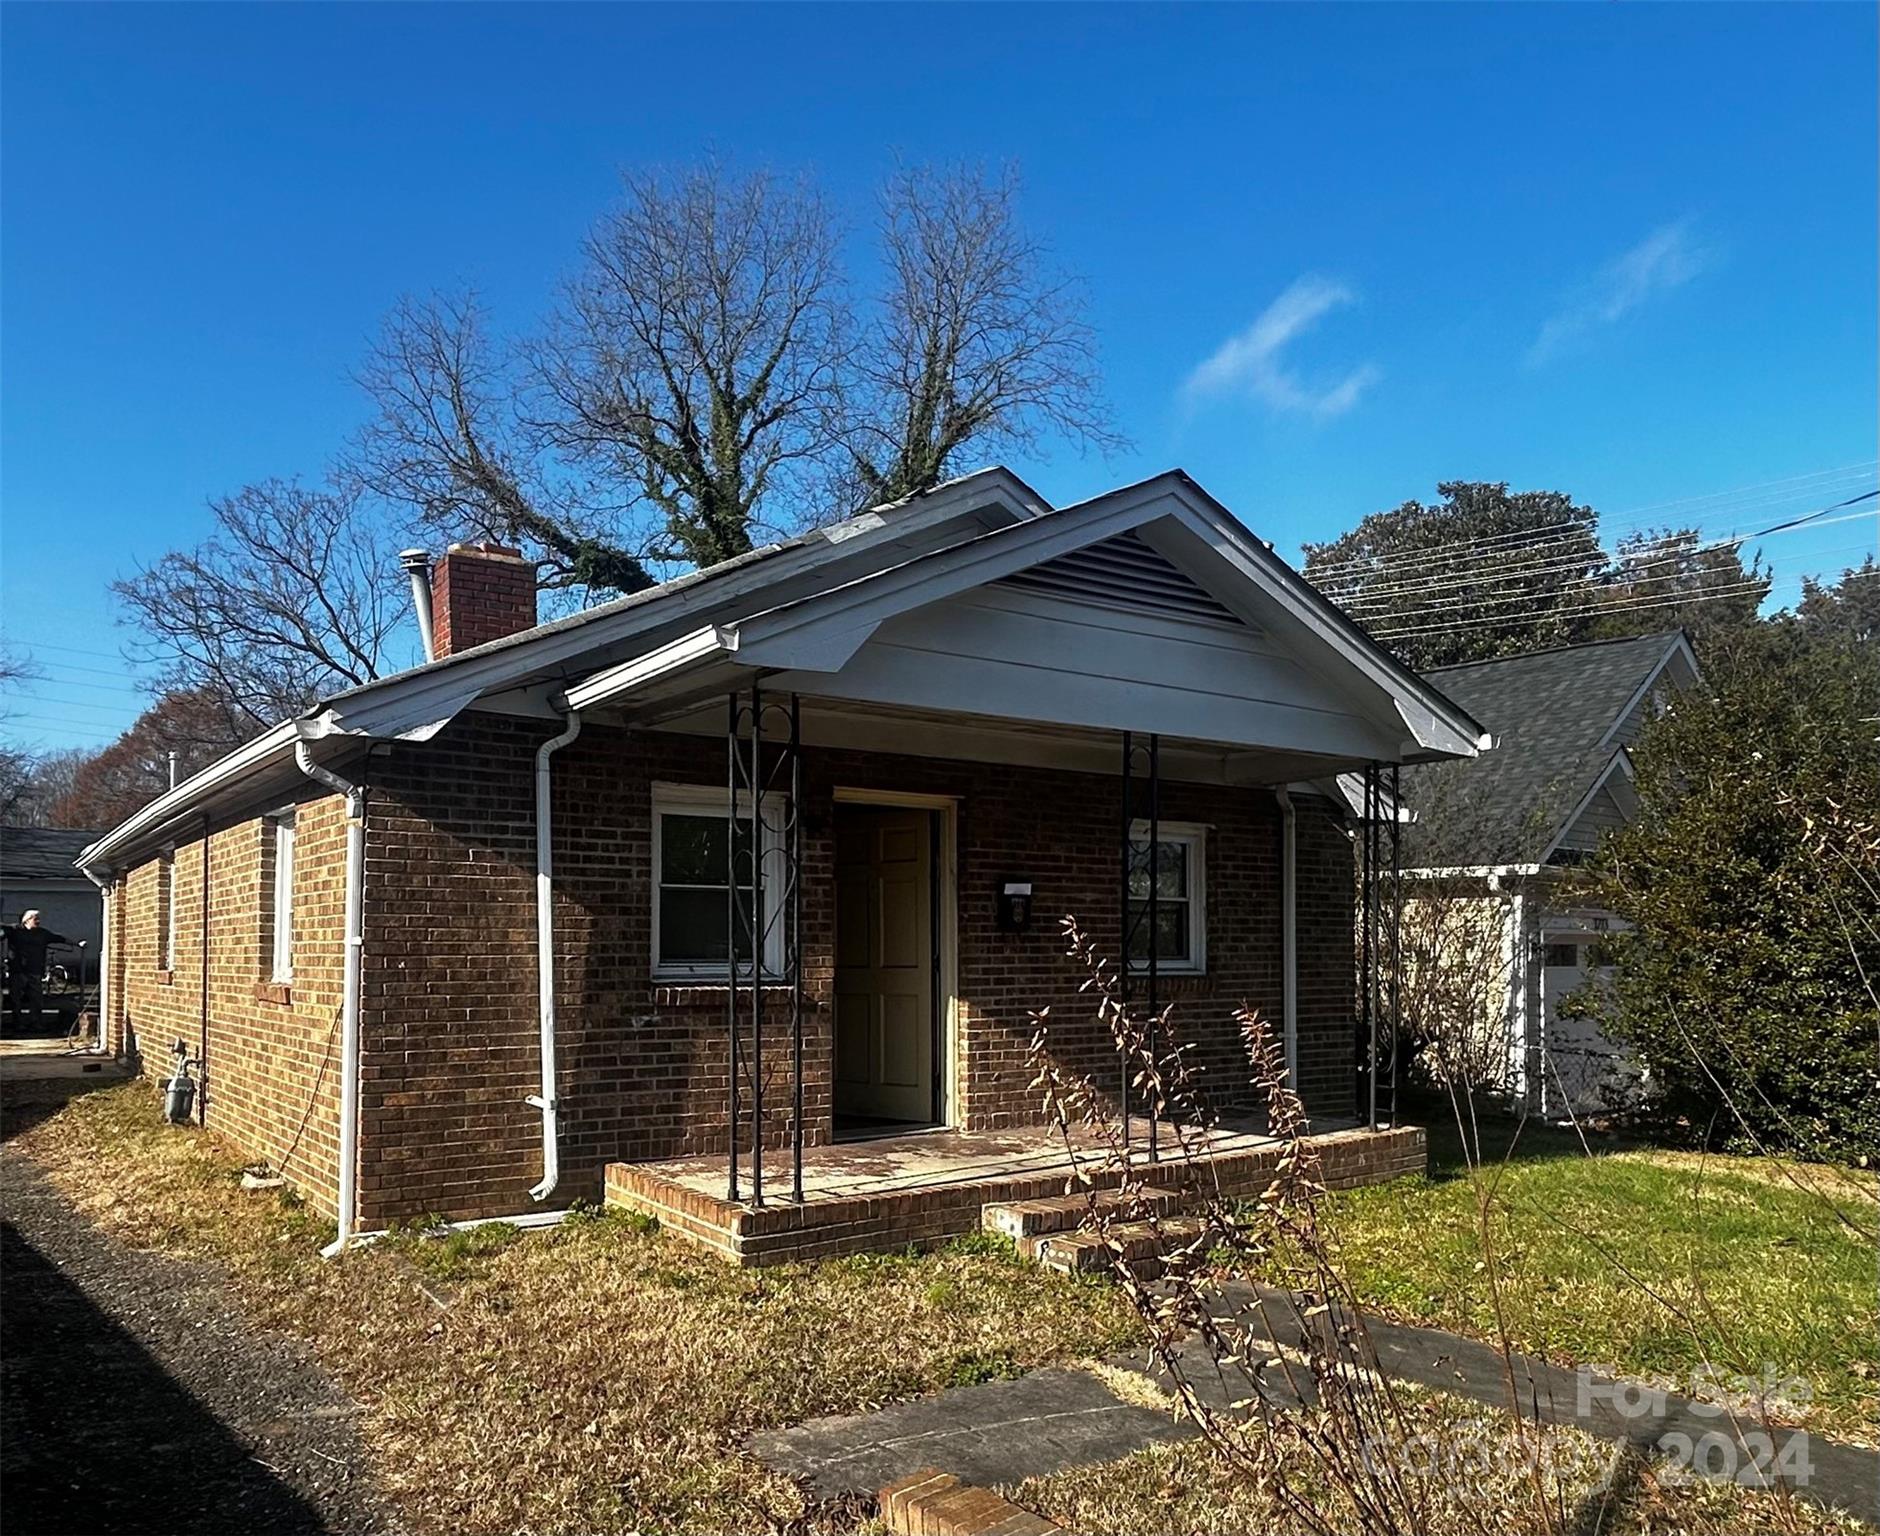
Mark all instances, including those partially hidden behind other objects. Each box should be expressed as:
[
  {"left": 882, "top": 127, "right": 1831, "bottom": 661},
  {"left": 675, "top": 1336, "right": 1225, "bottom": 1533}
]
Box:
[{"left": 604, "top": 1115, "right": 1427, "bottom": 1265}]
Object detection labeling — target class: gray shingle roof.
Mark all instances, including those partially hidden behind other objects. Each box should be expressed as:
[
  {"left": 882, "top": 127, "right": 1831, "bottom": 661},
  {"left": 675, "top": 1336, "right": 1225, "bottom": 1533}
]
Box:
[
  {"left": 2, "top": 826, "right": 104, "bottom": 881},
  {"left": 1404, "top": 633, "right": 1684, "bottom": 864}
]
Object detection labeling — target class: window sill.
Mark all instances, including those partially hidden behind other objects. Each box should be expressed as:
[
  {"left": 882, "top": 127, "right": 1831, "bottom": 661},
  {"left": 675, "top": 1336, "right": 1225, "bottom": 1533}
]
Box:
[
  {"left": 253, "top": 981, "right": 293, "bottom": 1007},
  {"left": 652, "top": 981, "right": 801, "bottom": 1008},
  {"left": 1124, "top": 970, "right": 1213, "bottom": 996}
]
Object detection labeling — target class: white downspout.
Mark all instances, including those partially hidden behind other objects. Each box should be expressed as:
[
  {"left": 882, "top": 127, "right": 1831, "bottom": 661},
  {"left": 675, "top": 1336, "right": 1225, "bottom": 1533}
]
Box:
[
  {"left": 294, "top": 741, "right": 366, "bottom": 1258},
  {"left": 530, "top": 710, "right": 581, "bottom": 1201},
  {"left": 83, "top": 870, "right": 112, "bottom": 1054},
  {"left": 1276, "top": 787, "right": 1299, "bottom": 1086}
]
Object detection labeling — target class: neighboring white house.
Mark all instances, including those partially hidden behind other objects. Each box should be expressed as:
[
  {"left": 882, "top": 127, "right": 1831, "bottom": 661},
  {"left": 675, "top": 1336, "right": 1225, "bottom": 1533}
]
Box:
[{"left": 1403, "top": 632, "right": 1700, "bottom": 1116}]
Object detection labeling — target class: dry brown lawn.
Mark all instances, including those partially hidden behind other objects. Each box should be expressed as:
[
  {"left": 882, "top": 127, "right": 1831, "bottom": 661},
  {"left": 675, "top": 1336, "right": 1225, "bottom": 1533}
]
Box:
[{"left": 15, "top": 1083, "right": 1141, "bottom": 1534}]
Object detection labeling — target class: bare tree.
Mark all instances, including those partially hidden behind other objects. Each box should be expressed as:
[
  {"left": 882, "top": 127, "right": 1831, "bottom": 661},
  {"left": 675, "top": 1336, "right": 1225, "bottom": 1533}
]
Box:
[
  {"left": 845, "top": 163, "right": 1120, "bottom": 507},
  {"left": 533, "top": 162, "right": 849, "bottom": 567},
  {"left": 113, "top": 480, "right": 405, "bottom": 729},
  {"left": 2, "top": 747, "right": 93, "bottom": 827},
  {"left": 349, "top": 293, "right": 657, "bottom": 595},
  {"left": 1, "top": 647, "right": 49, "bottom": 821},
  {"left": 46, "top": 691, "right": 250, "bottom": 829},
  {"left": 349, "top": 161, "right": 1118, "bottom": 592}
]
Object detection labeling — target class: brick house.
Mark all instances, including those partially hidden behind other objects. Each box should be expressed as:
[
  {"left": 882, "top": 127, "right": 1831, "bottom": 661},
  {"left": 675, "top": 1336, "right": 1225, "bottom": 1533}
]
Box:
[{"left": 76, "top": 469, "right": 1487, "bottom": 1259}]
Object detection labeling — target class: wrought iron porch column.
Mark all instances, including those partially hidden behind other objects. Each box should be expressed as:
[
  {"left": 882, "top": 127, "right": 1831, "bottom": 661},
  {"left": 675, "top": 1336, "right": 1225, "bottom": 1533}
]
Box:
[
  {"left": 1355, "top": 759, "right": 1399, "bottom": 1132},
  {"left": 727, "top": 683, "right": 805, "bottom": 1209},
  {"left": 726, "top": 691, "right": 741, "bottom": 1204},
  {"left": 1119, "top": 731, "right": 1162, "bottom": 1161}
]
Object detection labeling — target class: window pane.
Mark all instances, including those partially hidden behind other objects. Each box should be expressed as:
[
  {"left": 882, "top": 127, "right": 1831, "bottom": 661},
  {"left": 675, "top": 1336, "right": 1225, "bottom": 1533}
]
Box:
[
  {"left": 661, "top": 814, "right": 728, "bottom": 885},
  {"left": 1126, "top": 899, "right": 1189, "bottom": 963},
  {"left": 660, "top": 889, "right": 731, "bottom": 963},
  {"left": 1126, "top": 839, "right": 1187, "bottom": 899}
]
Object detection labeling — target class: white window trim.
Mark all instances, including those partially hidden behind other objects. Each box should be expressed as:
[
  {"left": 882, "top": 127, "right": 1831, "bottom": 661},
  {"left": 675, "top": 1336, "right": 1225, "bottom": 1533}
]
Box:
[
  {"left": 1127, "top": 819, "right": 1208, "bottom": 975},
  {"left": 159, "top": 850, "right": 177, "bottom": 972},
  {"left": 650, "top": 781, "right": 787, "bottom": 981},
  {"left": 269, "top": 814, "right": 296, "bottom": 983}
]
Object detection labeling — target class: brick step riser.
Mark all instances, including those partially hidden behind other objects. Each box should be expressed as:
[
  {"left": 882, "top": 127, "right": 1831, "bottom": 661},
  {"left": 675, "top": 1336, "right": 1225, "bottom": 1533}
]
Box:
[
  {"left": 1020, "top": 1218, "right": 1209, "bottom": 1276},
  {"left": 980, "top": 1187, "right": 1187, "bottom": 1239}
]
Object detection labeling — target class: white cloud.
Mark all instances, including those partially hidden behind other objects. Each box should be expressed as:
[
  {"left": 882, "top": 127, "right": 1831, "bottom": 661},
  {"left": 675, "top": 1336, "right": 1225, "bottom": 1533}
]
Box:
[
  {"left": 1528, "top": 220, "right": 1708, "bottom": 365},
  {"left": 1181, "top": 276, "right": 1380, "bottom": 419}
]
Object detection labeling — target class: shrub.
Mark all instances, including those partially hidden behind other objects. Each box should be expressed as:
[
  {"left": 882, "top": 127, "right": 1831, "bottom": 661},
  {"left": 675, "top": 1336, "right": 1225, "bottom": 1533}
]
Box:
[{"left": 1589, "top": 628, "right": 1880, "bottom": 1163}]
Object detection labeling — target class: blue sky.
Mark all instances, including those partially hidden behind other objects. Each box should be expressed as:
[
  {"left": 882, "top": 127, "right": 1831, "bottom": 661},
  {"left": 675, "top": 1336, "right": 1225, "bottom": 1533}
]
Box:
[{"left": 3, "top": 3, "right": 1875, "bottom": 753}]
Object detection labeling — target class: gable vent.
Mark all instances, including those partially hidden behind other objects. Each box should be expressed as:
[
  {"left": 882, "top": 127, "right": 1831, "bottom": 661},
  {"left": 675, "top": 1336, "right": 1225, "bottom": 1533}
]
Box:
[{"left": 997, "top": 531, "right": 1247, "bottom": 628}]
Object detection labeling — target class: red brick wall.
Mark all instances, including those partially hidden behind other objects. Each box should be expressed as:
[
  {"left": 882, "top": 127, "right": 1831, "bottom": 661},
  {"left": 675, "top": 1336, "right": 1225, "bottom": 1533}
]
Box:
[
  {"left": 355, "top": 713, "right": 1358, "bottom": 1225},
  {"left": 430, "top": 543, "right": 536, "bottom": 656},
  {"left": 113, "top": 795, "right": 348, "bottom": 1218}
]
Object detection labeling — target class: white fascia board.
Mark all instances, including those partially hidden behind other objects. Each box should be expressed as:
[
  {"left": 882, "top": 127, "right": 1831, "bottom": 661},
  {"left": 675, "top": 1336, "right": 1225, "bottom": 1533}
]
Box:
[
  {"left": 564, "top": 626, "right": 738, "bottom": 712},
  {"left": 1138, "top": 497, "right": 1491, "bottom": 760},
  {"left": 721, "top": 471, "right": 1489, "bottom": 766},
  {"left": 1539, "top": 749, "right": 1637, "bottom": 864},
  {"left": 321, "top": 475, "right": 1040, "bottom": 742},
  {"left": 1402, "top": 863, "right": 1546, "bottom": 880},
  {"left": 731, "top": 481, "right": 1180, "bottom": 651},
  {"left": 74, "top": 473, "right": 1048, "bottom": 875},
  {"left": 1318, "top": 773, "right": 1416, "bottom": 822},
  {"left": 1595, "top": 633, "right": 1702, "bottom": 752},
  {"left": 75, "top": 719, "right": 309, "bottom": 875}
]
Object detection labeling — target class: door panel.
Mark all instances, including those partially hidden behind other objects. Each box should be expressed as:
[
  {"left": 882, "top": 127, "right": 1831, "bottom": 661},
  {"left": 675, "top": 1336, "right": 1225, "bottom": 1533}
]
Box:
[{"left": 833, "top": 806, "right": 936, "bottom": 1124}]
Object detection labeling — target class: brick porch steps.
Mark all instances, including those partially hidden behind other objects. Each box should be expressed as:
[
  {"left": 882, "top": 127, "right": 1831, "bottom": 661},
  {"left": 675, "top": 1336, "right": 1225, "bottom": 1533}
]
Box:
[
  {"left": 604, "top": 1123, "right": 1427, "bottom": 1266},
  {"left": 979, "top": 1187, "right": 1185, "bottom": 1240},
  {"left": 1021, "top": 1216, "right": 1210, "bottom": 1278}
]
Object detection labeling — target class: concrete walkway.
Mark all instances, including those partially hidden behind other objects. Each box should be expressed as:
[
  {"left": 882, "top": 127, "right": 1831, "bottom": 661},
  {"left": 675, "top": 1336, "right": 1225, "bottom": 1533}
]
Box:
[{"left": 750, "top": 1283, "right": 1879, "bottom": 1521}]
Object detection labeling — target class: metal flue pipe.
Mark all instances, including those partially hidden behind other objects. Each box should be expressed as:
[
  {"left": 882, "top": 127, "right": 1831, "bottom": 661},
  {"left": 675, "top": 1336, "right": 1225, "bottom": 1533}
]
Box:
[{"left": 400, "top": 549, "right": 436, "bottom": 662}]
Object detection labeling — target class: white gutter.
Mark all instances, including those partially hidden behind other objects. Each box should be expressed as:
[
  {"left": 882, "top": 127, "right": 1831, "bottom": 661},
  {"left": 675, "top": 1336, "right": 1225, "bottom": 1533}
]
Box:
[
  {"left": 529, "top": 710, "right": 582, "bottom": 1201},
  {"left": 83, "top": 871, "right": 112, "bottom": 1054},
  {"left": 1275, "top": 787, "right": 1298, "bottom": 1085},
  {"left": 293, "top": 742, "right": 367, "bottom": 1258},
  {"left": 1402, "top": 862, "right": 1544, "bottom": 881},
  {"left": 563, "top": 625, "right": 736, "bottom": 713},
  {"left": 76, "top": 719, "right": 304, "bottom": 876}
]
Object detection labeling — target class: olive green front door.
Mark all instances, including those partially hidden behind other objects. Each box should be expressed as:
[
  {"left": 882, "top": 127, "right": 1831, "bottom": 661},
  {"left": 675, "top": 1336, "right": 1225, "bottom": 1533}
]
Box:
[{"left": 833, "top": 806, "right": 935, "bottom": 1127}]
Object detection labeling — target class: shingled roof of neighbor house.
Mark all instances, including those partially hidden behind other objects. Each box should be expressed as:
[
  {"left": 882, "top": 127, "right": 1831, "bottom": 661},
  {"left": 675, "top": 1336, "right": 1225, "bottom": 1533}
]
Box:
[
  {"left": 1406, "top": 631, "right": 1696, "bottom": 866},
  {"left": 2, "top": 826, "right": 105, "bottom": 881}
]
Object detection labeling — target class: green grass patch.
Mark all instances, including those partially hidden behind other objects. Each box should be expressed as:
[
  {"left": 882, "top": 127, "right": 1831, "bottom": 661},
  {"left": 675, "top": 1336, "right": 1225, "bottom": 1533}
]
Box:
[{"left": 1316, "top": 1108, "right": 1878, "bottom": 1441}]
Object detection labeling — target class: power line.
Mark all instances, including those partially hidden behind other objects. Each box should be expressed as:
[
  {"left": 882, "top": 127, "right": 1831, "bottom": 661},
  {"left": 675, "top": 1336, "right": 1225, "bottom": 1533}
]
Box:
[
  {"left": 1369, "top": 577, "right": 1778, "bottom": 641},
  {"left": 1597, "top": 460, "right": 1879, "bottom": 523},
  {"left": 3, "top": 718, "right": 126, "bottom": 741},
  {"left": 1335, "top": 532, "right": 1876, "bottom": 625},
  {"left": 11, "top": 674, "right": 150, "bottom": 698},
  {"left": 1305, "top": 467, "right": 1877, "bottom": 581},
  {"left": 0, "top": 639, "right": 134, "bottom": 663},
  {"left": 1329, "top": 499, "right": 1878, "bottom": 613},
  {"left": 1349, "top": 548, "right": 1867, "bottom": 630},
  {"left": 24, "top": 659, "right": 154, "bottom": 684},
  {"left": 1369, "top": 564, "right": 1877, "bottom": 643},
  {"left": 9, "top": 695, "right": 143, "bottom": 717}
]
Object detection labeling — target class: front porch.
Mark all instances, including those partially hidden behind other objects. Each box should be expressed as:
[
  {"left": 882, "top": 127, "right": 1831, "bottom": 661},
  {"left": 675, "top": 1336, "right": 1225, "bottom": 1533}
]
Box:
[{"left": 603, "top": 1116, "right": 1428, "bottom": 1265}]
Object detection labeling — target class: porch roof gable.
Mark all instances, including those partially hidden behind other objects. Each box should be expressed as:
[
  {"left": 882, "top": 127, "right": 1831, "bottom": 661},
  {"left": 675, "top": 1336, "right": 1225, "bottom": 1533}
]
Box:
[{"left": 565, "top": 472, "right": 1490, "bottom": 765}]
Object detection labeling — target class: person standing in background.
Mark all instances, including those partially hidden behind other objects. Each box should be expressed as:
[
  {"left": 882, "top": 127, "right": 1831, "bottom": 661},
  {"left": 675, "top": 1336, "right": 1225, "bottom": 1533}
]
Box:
[{"left": 4, "top": 910, "right": 68, "bottom": 1033}]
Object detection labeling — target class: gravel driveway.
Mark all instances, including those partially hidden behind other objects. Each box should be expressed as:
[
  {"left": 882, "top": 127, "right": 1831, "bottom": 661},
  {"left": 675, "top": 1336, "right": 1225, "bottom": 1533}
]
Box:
[{"left": 1, "top": 1140, "right": 402, "bottom": 1536}]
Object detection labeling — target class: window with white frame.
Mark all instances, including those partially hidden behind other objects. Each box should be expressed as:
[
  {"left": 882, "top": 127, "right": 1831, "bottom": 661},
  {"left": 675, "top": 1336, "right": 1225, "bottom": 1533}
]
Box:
[
  {"left": 268, "top": 813, "right": 296, "bottom": 982},
  {"left": 651, "top": 784, "right": 786, "bottom": 978},
  {"left": 1126, "top": 821, "right": 1207, "bottom": 973},
  {"left": 159, "top": 851, "right": 177, "bottom": 972}
]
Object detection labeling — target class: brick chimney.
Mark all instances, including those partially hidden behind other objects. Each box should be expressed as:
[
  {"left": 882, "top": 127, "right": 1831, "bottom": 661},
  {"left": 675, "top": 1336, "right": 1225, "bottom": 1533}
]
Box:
[{"left": 430, "top": 542, "right": 537, "bottom": 657}]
